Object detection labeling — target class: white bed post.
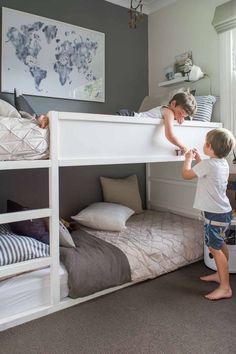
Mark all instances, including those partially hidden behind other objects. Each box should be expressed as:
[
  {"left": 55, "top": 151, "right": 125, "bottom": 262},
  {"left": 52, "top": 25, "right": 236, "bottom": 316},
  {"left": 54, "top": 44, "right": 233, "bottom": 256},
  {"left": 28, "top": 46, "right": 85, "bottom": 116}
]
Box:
[
  {"left": 48, "top": 111, "right": 60, "bottom": 305},
  {"left": 146, "top": 163, "right": 151, "bottom": 210}
]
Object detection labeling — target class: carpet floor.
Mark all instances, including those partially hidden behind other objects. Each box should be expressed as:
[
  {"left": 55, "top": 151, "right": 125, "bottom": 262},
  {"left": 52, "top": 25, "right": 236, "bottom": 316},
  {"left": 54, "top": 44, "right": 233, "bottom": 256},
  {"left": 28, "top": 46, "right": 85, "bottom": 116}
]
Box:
[{"left": 0, "top": 261, "right": 236, "bottom": 354}]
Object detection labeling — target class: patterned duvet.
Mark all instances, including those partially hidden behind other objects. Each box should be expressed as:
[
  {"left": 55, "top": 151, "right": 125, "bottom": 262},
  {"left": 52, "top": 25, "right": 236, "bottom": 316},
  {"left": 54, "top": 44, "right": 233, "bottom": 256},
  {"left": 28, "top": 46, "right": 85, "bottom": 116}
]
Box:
[
  {"left": 0, "top": 117, "right": 49, "bottom": 160},
  {"left": 82, "top": 210, "right": 204, "bottom": 282}
]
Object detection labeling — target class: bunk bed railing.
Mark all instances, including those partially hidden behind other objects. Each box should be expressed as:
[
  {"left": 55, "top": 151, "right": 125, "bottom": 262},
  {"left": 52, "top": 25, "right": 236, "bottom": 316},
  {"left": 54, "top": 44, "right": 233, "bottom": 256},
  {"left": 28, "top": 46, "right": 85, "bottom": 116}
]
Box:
[{"left": 48, "top": 111, "right": 222, "bottom": 167}]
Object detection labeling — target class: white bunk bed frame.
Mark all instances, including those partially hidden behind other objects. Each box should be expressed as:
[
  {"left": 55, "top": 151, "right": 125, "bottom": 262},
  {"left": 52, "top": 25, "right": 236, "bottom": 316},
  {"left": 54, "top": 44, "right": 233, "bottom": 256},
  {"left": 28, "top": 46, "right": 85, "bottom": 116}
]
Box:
[{"left": 0, "top": 111, "right": 222, "bottom": 331}]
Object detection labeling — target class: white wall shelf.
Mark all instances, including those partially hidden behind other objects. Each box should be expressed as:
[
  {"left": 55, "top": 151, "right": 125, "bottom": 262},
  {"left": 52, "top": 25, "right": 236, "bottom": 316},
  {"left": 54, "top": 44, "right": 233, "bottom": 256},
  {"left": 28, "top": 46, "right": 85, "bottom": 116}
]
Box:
[{"left": 158, "top": 76, "right": 188, "bottom": 87}]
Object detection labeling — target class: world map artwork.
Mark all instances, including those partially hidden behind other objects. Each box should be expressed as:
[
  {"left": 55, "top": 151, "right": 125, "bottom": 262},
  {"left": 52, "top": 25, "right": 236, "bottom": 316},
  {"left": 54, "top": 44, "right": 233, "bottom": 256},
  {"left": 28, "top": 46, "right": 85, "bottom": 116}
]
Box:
[{"left": 2, "top": 8, "right": 105, "bottom": 101}]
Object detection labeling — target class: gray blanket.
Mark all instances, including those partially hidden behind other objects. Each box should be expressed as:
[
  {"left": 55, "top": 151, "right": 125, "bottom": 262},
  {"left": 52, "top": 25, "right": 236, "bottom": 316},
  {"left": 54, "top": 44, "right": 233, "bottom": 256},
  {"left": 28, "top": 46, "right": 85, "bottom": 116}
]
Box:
[{"left": 60, "top": 229, "right": 131, "bottom": 298}]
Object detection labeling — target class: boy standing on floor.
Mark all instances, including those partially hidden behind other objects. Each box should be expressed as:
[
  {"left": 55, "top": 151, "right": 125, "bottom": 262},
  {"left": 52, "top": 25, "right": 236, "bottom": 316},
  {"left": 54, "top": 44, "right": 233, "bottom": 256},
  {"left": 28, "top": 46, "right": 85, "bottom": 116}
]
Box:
[{"left": 182, "top": 128, "right": 235, "bottom": 300}]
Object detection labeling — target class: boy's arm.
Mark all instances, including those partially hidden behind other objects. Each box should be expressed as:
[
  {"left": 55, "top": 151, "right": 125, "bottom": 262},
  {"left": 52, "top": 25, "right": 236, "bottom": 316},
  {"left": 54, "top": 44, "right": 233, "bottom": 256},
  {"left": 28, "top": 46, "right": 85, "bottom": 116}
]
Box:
[
  {"left": 182, "top": 150, "right": 197, "bottom": 180},
  {"left": 163, "top": 109, "right": 187, "bottom": 151}
]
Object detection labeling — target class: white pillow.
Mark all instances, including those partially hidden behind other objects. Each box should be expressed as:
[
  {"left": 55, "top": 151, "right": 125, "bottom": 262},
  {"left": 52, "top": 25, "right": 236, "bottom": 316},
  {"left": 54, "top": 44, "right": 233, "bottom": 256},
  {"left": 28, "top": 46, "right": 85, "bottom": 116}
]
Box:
[
  {"left": 59, "top": 220, "right": 76, "bottom": 247},
  {"left": 0, "top": 99, "right": 21, "bottom": 118},
  {"left": 71, "top": 202, "right": 134, "bottom": 231}
]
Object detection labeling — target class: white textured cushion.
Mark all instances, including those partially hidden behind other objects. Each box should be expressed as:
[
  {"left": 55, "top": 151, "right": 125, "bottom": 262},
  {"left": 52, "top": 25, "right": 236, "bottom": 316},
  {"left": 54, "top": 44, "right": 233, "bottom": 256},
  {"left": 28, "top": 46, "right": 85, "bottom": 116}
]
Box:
[
  {"left": 71, "top": 202, "right": 134, "bottom": 231},
  {"left": 0, "top": 99, "right": 21, "bottom": 118},
  {"left": 59, "top": 221, "right": 75, "bottom": 248}
]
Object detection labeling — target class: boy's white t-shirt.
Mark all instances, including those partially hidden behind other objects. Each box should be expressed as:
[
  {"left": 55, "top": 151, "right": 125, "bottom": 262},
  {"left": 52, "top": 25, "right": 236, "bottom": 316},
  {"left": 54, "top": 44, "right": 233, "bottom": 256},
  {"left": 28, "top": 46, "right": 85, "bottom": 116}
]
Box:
[
  {"left": 134, "top": 106, "right": 164, "bottom": 119},
  {"left": 192, "top": 158, "right": 231, "bottom": 213}
]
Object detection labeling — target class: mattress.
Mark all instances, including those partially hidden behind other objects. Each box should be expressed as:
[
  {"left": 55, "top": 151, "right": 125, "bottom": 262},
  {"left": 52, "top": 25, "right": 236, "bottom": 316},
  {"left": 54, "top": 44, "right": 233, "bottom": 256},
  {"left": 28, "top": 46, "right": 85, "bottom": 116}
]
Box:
[
  {"left": 0, "top": 263, "right": 68, "bottom": 319},
  {"left": 82, "top": 210, "right": 204, "bottom": 282},
  {"left": 0, "top": 116, "right": 49, "bottom": 160}
]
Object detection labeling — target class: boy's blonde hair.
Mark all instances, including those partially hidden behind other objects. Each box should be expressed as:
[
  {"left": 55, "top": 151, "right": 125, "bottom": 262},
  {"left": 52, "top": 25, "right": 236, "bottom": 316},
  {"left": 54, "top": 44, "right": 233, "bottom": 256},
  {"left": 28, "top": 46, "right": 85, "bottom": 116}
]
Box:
[
  {"left": 206, "top": 128, "right": 235, "bottom": 158},
  {"left": 169, "top": 90, "right": 197, "bottom": 116}
]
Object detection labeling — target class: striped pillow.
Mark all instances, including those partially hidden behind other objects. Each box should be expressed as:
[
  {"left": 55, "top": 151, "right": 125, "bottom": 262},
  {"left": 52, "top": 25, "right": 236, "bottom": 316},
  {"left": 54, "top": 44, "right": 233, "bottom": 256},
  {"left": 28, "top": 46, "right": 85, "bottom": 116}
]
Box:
[
  {"left": 0, "top": 224, "right": 49, "bottom": 266},
  {"left": 192, "top": 95, "right": 216, "bottom": 122}
]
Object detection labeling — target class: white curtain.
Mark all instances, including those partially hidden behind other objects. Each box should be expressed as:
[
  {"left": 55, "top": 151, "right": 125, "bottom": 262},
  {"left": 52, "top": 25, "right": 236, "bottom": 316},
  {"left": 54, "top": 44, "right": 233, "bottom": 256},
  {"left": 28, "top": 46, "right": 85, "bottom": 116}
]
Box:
[{"left": 219, "top": 28, "right": 236, "bottom": 137}]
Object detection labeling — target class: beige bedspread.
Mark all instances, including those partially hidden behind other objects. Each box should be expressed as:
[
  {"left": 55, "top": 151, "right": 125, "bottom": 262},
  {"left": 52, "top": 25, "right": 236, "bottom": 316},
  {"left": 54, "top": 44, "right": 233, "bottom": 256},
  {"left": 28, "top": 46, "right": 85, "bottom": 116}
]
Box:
[{"left": 82, "top": 210, "right": 204, "bottom": 282}]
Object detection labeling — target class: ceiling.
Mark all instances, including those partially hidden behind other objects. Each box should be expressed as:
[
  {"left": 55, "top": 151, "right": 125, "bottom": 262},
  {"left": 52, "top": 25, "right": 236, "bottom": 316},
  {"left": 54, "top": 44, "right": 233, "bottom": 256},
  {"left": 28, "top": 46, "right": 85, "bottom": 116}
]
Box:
[{"left": 104, "top": 0, "right": 177, "bottom": 15}]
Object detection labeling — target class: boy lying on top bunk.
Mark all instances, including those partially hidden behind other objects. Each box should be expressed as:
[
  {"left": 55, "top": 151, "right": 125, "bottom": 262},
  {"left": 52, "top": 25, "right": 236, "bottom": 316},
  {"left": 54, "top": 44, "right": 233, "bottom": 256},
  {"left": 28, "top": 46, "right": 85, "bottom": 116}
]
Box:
[{"left": 118, "top": 90, "right": 197, "bottom": 153}]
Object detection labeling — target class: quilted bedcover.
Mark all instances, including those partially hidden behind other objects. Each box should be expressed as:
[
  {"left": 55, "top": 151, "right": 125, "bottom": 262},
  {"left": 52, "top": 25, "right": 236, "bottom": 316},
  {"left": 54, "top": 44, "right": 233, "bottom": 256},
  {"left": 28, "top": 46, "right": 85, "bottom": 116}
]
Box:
[
  {"left": 0, "top": 117, "right": 49, "bottom": 160},
  {"left": 82, "top": 210, "right": 204, "bottom": 282}
]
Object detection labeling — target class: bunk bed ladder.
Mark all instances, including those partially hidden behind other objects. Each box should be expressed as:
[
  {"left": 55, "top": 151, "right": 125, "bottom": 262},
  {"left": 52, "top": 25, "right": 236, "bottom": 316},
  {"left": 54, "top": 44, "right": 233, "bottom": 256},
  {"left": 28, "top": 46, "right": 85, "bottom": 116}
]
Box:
[{"left": 0, "top": 111, "right": 61, "bottom": 312}]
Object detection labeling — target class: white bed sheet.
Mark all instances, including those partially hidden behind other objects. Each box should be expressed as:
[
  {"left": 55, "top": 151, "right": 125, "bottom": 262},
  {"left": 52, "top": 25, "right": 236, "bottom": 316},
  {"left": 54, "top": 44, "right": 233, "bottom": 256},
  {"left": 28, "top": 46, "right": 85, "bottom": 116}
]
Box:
[
  {"left": 82, "top": 210, "right": 204, "bottom": 282},
  {"left": 0, "top": 263, "right": 68, "bottom": 319}
]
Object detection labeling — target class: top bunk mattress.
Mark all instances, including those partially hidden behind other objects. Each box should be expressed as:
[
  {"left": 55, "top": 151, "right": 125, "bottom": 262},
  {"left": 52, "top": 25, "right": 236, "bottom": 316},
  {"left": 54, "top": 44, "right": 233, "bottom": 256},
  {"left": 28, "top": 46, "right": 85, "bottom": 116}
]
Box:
[{"left": 0, "top": 117, "right": 49, "bottom": 161}]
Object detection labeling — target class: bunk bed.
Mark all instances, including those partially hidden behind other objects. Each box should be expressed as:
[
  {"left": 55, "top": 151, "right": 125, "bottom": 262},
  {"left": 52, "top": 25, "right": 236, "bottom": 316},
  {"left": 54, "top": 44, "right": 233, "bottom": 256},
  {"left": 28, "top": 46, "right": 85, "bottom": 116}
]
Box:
[{"left": 0, "top": 88, "right": 222, "bottom": 331}]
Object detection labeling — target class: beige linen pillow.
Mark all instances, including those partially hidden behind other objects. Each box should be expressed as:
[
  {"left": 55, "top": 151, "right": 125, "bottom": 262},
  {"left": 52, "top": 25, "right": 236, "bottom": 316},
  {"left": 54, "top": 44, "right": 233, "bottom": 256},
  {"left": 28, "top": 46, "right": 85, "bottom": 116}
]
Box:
[{"left": 100, "top": 175, "right": 143, "bottom": 214}]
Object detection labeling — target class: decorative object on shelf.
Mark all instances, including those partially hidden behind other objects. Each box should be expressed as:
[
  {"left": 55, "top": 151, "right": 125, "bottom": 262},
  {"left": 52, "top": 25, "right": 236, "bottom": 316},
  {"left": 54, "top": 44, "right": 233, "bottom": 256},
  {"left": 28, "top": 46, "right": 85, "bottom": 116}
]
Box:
[
  {"left": 183, "top": 57, "right": 193, "bottom": 80},
  {"left": 175, "top": 51, "right": 193, "bottom": 77},
  {"left": 189, "top": 65, "right": 204, "bottom": 81},
  {"left": 128, "top": 0, "right": 144, "bottom": 29},
  {"left": 164, "top": 65, "right": 175, "bottom": 81},
  {"left": 2, "top": 7, "right": 105, "bottom": 102},
  {"left": 174, "top": 72, "right": 183, "bottom": 79}
]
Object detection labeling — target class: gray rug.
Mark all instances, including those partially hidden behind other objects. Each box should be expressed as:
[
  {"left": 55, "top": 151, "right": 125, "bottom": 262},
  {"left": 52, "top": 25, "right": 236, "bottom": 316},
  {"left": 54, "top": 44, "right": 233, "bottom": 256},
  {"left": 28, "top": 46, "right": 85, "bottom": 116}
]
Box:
[{"left": 0, "top": 261, "right": 236, "bottom": 354}]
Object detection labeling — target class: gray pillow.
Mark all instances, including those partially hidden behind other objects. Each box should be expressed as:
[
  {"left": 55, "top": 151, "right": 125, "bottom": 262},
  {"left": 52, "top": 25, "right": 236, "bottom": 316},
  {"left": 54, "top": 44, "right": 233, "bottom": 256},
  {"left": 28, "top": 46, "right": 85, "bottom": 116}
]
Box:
[
  {"left": 14, "top": 88, "right": 38, "bottom": 116},
  {"left": 7, "top": 200, "right": 49, "bottom": 244}
]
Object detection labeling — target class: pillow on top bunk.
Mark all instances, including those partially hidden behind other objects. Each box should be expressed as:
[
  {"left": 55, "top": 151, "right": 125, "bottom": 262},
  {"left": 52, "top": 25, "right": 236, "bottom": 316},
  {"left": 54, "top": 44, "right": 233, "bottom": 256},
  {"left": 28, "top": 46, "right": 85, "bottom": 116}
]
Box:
[
  {"left": 100, "top": 175, "right": 143, "bottom": 214},
  {"left": 0, "top": 99, "right": 21, "bottom": 118},
  {"left": 0, "top": 224, "right": 49, "bottom": 267},
  {"left": 71, "top": 202, "right": 134, "bottom": 231},
  {"left": 192, "top": 95, "right": 216, "bottom": 122}
]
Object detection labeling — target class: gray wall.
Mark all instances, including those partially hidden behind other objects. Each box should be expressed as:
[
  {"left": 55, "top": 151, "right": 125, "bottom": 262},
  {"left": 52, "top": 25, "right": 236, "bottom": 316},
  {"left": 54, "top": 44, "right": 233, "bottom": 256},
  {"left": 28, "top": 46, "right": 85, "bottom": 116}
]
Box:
[
  {"left": 0, "top": 1, "right": 148, "bottom": 216},
  {"left": 0, "top": 164, "right": 146, "bottom": 217},
  {"left": 0, "top": 0, "right": 148, "bottom": 114}
]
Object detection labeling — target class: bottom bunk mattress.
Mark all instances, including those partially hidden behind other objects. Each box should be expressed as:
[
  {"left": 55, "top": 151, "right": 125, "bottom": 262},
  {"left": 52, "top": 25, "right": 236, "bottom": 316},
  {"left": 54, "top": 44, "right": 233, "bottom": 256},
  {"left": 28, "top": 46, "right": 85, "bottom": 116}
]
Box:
[
  {"left": 81, "top": 210, "right": 204, "bottom": 283},
  {"left": 0, "top": 117, "right": 49, "bottom": 160},
  {"left": 0, "top": 263, "right": 68, "bottom": 319}
]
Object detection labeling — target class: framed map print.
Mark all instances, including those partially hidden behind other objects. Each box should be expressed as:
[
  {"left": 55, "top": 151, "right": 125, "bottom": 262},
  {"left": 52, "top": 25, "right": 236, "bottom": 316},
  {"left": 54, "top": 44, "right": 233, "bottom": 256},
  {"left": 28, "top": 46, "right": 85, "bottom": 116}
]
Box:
[{"left": 2, "top": 7, "right": 105, "bottom": 102}]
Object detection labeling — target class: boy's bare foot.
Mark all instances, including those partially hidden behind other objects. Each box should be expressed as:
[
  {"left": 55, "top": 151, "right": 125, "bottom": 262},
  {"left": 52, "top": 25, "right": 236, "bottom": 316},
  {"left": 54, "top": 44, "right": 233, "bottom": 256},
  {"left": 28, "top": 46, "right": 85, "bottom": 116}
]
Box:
[
  {"left": 38, "top": 115, "right": 49, "bottom": 129},
  {"left": 204, "top": 287, "right": 232, "bottom": 301},
  {"left": 200, "top": 273, "right": 220, "bottom": 283}
]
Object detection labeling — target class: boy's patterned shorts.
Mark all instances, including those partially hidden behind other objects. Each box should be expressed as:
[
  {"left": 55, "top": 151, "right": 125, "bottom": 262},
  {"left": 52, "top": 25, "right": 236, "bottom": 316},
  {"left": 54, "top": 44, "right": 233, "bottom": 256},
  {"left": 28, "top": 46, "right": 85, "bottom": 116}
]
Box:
[{"left": 204, "top": 211, "right": 232, "bottom": 250}]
